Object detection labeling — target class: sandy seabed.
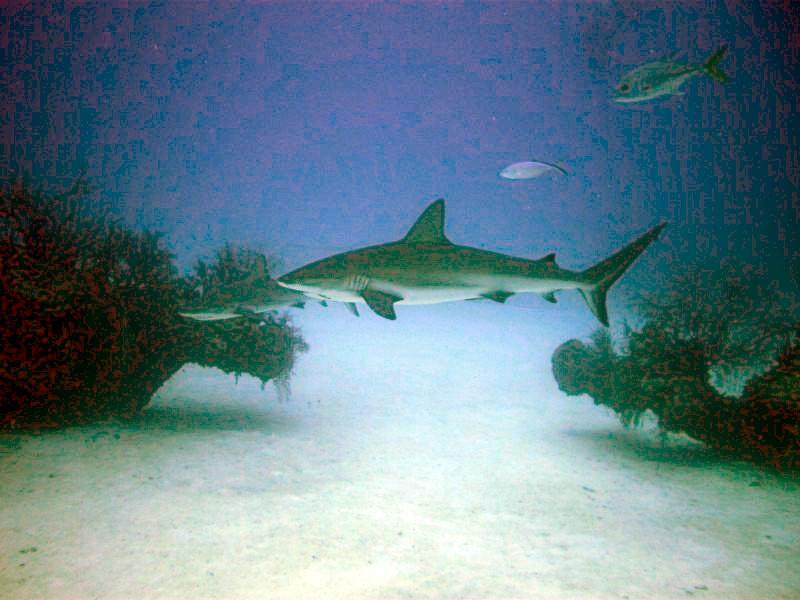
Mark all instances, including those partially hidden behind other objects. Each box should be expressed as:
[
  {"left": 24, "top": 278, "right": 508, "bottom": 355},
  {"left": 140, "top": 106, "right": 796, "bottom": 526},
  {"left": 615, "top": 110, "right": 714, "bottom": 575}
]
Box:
[{"left": 1, "top": 302, "right": 798, "bottom": 600}]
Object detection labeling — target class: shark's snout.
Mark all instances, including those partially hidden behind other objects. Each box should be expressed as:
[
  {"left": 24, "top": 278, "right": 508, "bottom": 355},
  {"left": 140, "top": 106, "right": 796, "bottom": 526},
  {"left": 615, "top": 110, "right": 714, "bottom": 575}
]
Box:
[
  {"left": 275, "top": 273, "right": 296, "bottom": 288},
  {"left": 276, "top": 270, "right": 309, "bottom": 292}
]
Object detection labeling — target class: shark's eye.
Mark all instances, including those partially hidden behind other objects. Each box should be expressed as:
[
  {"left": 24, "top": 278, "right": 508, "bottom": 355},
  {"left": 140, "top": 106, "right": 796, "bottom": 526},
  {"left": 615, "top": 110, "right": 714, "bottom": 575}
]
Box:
[
  {"left": 642, "top": 83, "right": 651, "bottom": 91},
  {"left": 619, "top": 83, "right": 630, "bottom": 93}
]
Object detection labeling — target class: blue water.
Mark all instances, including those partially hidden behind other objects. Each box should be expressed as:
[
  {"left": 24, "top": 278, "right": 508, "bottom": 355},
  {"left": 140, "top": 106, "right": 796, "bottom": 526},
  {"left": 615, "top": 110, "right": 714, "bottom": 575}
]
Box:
[{"left": 5, "top": 2, "right": 797, "bottom": 280}]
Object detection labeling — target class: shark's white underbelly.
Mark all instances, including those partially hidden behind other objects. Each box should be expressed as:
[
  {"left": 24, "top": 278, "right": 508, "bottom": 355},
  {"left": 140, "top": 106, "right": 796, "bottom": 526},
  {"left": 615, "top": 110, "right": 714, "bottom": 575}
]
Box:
[
  {"left": 299, "top": 287, "right": 481, "bottom": 305},
  {"left": 294, "top": 276, "right": 578, "bottom": 305}
]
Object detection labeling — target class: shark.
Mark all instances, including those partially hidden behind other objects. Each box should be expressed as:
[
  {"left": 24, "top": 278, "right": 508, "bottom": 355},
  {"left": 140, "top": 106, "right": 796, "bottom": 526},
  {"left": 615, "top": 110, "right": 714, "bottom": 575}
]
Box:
[
  {"left": 178, "top": 252, "right": 309, "bottom": 322},
  {"left": 177, "top": 284, "right": 307, "bottom": 321},
  {"left": 276, "top": 199, "right": 666, "bottom": 325}
]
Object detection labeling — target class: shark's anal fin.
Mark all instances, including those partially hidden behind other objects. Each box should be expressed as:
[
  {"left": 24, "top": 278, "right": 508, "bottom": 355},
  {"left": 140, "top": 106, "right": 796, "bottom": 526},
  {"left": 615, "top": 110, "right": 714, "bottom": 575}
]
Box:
[
  {"left": 345, "top": 302, "right": 360, "bottom": 317},
  {"left": 481, "top": 291, "right": 514, "bottom": 303},
  {"left": 362, "top": 289, "right": 401, "bottom": 320},
  {"left": 540, "top": 291, "right": 557, "bottom": 304}
]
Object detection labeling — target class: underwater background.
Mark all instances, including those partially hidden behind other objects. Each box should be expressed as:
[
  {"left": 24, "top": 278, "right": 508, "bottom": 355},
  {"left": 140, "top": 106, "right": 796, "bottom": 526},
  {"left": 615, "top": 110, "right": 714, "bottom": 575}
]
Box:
[{"left": 2, "top": 1, "right": 799, "bottom": 599}]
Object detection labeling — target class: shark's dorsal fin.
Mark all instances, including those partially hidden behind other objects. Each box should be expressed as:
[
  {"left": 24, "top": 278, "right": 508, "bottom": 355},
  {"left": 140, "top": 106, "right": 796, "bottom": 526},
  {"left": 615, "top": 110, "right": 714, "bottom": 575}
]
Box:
[
  {"left": 402, "top": 199, "right": 450, "bottom": 244},
  {"left": 253, "top": 254, "right": 268, "bottom": 279}
]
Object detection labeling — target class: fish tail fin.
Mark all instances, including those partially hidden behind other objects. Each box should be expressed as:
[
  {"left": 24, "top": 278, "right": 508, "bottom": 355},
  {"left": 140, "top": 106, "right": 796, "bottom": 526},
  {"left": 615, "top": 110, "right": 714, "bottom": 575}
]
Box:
[
  {"left": 704, "top": 45, "right": 729, "bottom": 83},
  {"left": 579, "top": 223, "right": 667, "bottom": 327}
]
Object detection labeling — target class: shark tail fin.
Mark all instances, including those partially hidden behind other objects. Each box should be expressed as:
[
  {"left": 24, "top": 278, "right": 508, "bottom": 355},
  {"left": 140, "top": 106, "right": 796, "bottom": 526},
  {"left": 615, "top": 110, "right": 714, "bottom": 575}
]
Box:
[
  {"left": 579, "top": 223, "right": 667, "bottom": 327},
  {"left": 704, "top": 45, "right": 729, "bottom": 83}
]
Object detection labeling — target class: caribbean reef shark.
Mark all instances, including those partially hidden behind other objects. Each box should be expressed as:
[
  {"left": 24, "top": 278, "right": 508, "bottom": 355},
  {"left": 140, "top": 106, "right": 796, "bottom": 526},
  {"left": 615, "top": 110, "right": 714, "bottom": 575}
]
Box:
[
  {"left": 276, "top": 199, "right": 665, "bottom": 325},
  {"left": 178, "top": 252, "right": 308, "bottom": 322}
]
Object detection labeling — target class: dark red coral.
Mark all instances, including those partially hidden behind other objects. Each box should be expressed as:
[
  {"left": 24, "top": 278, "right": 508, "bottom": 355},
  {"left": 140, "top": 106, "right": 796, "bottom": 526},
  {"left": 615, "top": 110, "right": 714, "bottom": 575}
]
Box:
[
  {"left": 552, "top": 325, "right": 800, "bottom": 469},
  {"left": 0, "top": 183, "right": 306, "bottom": 429}
]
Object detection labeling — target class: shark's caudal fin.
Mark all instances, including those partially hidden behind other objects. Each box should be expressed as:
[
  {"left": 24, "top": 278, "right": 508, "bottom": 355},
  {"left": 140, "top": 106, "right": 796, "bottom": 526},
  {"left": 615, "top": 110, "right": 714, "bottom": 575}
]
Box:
[
  {"left": 704, "top": 45, "right": 728, "bottom": 83},
  {"left": 579, "top": 223, "right": 667, "bottom": 327}
]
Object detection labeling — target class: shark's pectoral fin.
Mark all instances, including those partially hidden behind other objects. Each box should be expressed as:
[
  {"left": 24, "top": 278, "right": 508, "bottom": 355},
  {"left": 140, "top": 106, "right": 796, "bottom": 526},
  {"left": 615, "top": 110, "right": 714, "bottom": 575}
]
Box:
[
  {"left": 481, "top": 291, "right": 514, "bottom": 303},
  {"left": 362, "top": 290, "right": 401, "bottom": 320},
  {"left": 235, "top": 306, "right": 271, "bottom": 323},
  {"left": 540, "top": 291, "right": 557, "bottom": 304},
  {"left": 345, "top": 302, "right": 360, "bottom": 317}
]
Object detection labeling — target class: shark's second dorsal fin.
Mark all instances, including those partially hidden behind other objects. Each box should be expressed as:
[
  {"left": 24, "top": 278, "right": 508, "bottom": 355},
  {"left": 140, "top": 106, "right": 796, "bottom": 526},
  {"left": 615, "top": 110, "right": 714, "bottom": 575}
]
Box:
[
  {"left": 538, "top": 252, "right": 557, "bottom": 265},
  {"left": 402, "top": 199, "right": 450, "bottom": 244}
]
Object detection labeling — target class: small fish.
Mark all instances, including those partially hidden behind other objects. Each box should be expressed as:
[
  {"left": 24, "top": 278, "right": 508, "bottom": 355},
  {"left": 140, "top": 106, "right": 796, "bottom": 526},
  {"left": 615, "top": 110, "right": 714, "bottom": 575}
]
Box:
[
  {"left": 500, "top": 160, "right": 568, "bottom": 180},
  {"left": 614, "top": 45, "right": 729, "bottom": 103}
]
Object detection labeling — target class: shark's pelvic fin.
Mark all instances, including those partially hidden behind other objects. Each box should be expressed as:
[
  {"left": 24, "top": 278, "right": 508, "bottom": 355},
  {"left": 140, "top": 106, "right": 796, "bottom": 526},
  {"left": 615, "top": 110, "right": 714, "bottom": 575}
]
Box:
[
  {"left": 362, "top": 289, "right": 401, "bottom": 320},
  {"left": 345, "top": 302, "right": 360, "bottom": 317},
  {"left": 402, "top": 199, "right": 450, "bottom": 244},
  {"left": 540, "top": 291, "right": 557, "bottom": 304},
  {"left": 481, "top": 291, "right": 514, "bottom": 303},
  {"left": 579, "top": 222, "right": 667, "bottom": 327}
]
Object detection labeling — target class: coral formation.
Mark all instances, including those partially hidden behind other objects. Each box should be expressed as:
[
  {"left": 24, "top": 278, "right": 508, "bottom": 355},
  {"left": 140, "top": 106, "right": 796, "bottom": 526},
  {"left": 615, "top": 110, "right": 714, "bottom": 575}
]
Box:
[
  {"left": 551, "top": 262, "right": 800, "bottom": 469},
  {"left": 0, "top": 182, "right": 307, "bottom": 429}
]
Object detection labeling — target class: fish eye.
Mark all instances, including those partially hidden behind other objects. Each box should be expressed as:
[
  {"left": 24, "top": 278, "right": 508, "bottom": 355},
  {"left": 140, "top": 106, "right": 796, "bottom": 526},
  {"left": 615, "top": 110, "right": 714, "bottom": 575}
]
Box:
[
  {"left": 619, "top": 83, "right": 630, "bottom": 93},
  {"left": 642, "top": 83, "right": 651, "bottom": 91}
]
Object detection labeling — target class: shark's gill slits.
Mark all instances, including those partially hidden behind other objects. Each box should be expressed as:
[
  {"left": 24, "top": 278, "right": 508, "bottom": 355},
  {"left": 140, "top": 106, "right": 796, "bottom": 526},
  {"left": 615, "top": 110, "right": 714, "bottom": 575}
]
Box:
[
  {"left": 347, "top": 273, "right": 370, "bottom": 291},
  {"left": 345, "top": 273, "right": 363, "bottom": 291}
]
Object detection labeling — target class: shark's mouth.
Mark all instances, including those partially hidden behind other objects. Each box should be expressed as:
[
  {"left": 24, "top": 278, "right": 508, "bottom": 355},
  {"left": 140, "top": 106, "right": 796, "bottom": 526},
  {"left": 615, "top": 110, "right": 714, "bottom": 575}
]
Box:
[{"left": 276, "top": 279, "right": 329, "bottom": 300}]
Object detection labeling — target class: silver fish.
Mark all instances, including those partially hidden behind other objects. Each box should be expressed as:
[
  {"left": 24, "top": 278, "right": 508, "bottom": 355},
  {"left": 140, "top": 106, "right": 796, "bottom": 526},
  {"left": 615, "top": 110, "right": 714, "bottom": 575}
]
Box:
[
  {"left": 614, "top": 45, "right": 728, "bottom": 104},
  {"left": 500, "top": 160, "right": 567, "bottom": 179}
]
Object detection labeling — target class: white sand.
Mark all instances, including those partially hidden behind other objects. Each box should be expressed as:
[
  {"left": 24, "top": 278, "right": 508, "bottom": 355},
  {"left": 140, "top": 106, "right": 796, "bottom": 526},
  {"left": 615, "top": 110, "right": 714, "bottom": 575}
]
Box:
[{"left": 1, "top": 302, "right": 798, "bottom": 599}]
